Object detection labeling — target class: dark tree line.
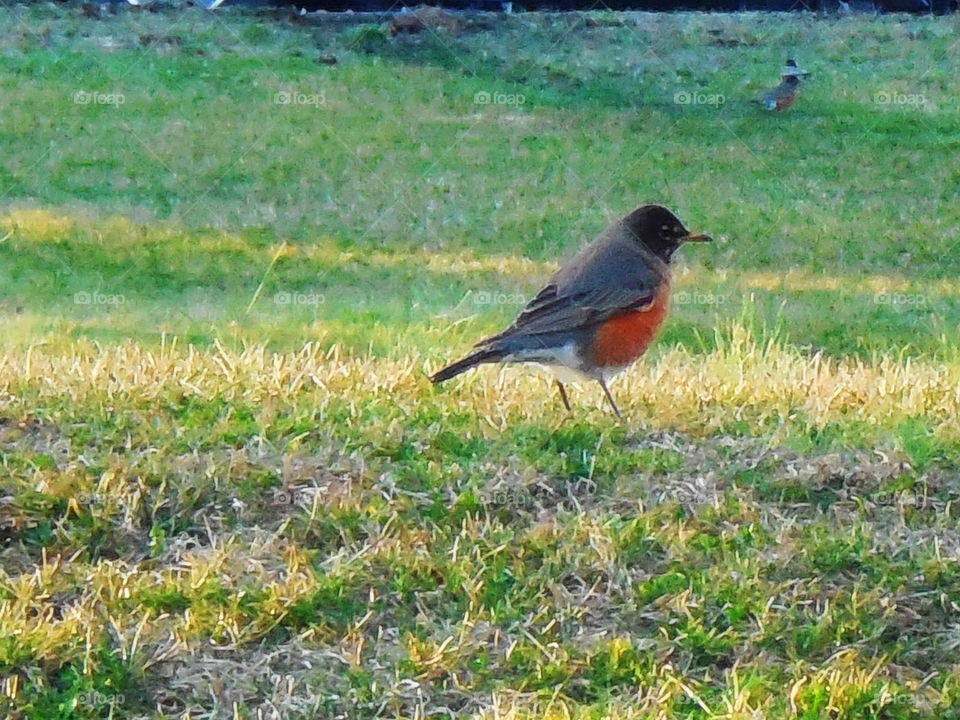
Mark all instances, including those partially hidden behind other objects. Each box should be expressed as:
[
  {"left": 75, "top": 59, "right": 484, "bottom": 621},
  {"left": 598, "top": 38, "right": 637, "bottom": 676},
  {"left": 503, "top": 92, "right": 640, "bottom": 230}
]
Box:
[
  {"left": 64, "top": 0, "right": 958, "bottom": 15},
  {"left": 289, "top": 0, "right": 951, "bottom": 12}
]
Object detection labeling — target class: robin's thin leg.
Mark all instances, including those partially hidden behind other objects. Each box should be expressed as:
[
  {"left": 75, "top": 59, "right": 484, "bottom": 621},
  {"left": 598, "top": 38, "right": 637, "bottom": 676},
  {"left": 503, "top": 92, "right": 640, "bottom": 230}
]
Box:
[
  {"left": 555, "top": 380, "right": 572, "bottom": 414},
  {"left": 598, "top": 379, "right": 622, "bottom": 419}
]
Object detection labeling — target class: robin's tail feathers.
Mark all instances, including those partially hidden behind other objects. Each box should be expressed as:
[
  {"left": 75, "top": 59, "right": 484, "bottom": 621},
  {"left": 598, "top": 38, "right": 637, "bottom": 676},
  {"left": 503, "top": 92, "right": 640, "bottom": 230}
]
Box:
[{"left": 430, "top": 348, "right": 503, "bottom": 384}]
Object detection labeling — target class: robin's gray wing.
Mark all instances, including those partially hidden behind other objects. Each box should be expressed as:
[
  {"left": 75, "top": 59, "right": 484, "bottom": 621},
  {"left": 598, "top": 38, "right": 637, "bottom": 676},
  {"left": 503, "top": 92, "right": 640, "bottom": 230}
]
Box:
[
  {"left": 477, "top": 230, "right": 665, "bottom": 347},
  {"left": 484, "top": 283, "right": 657, "bottom": 340}
]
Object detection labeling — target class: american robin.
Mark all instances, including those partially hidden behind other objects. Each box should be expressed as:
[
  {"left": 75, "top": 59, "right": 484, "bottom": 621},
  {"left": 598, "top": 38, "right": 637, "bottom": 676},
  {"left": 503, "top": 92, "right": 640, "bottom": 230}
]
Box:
[
  {"left": 755, "top": 59, "right": 810, "bottom": 112},
  {"left": 430, "top": 205, "right": 712, "bottom": 417}
]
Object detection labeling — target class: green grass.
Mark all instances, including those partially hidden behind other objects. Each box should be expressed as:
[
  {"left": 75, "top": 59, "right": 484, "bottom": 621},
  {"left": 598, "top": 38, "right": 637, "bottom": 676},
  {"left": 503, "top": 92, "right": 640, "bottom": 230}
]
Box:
[
  {"left": 2, "top": 5, "right": 960, "bottom": 358},
  {"left": 2, "top": 4, "right": 960, "bottom": 719}
]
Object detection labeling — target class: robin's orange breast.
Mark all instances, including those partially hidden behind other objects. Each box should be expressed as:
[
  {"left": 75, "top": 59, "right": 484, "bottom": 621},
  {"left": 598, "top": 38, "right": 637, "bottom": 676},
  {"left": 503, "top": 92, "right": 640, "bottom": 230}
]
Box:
[
  {"left": 776, "top": 91, "right": 797, "bottom": 111},
  {"left": 589, "top": 282, "right": 670, "bottom": 368}
]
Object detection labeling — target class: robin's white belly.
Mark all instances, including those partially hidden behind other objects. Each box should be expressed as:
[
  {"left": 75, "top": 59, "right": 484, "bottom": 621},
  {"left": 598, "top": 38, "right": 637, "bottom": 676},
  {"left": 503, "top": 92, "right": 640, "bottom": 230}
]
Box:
[
  {"left": 539, "top": 342, "right": 586, "bottom": 382},
  {"left": 505, "top": 343, "right": 631, "bottom": 383},
  {"left": 541, "top": 362, "right": 591, "bottom": 383},
  {"left": 541, "top": 362, "right": 631, "bottom": 384}
]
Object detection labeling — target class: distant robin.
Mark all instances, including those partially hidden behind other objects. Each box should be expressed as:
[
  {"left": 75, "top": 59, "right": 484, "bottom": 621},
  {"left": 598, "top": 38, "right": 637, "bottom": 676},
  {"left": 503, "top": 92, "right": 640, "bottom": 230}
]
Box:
[
  {"left": 430, "top": 205, "right": 712, "bottom": 417},
  {"left": 755, "top": 59, "right": 810, "bottom": 112}
]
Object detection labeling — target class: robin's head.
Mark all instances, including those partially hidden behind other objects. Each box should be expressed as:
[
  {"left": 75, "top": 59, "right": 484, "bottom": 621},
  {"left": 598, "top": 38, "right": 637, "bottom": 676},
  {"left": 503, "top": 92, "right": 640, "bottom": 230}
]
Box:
[
  {"left": 621, "top": 205, "right": 712, "bottom": 262},
  {"left": 781, "top": 59, "right": 810, "bottom": 81}
]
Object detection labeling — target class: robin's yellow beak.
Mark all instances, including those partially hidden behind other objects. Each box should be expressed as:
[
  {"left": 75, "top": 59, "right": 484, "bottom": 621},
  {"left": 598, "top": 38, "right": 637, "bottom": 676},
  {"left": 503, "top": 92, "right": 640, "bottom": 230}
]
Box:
[{"left": 683, "top": 232, "right": 712, "bottom": 243}]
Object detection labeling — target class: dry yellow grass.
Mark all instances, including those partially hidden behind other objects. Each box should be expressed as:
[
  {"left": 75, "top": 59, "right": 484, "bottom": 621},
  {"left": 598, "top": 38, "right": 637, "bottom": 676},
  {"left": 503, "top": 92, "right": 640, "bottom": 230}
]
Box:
[{"left": 3, "top": 331, "right": 958, "bottom": 436}]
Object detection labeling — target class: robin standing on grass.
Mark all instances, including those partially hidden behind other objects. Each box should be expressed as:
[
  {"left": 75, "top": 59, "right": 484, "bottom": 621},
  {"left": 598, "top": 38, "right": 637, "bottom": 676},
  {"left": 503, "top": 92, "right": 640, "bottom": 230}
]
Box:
[
  {"left": 755, "top": 59, "right": 810, "bottom": 112},
  {"left": 430, "top": 205, "right": 712, "bottom": 417}
]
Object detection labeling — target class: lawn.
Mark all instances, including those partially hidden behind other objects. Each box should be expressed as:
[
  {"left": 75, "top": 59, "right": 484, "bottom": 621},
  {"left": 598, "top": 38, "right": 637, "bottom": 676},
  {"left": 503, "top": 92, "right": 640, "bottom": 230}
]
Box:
[{"left": 1, "top": 3, "right": 960, "bottom": 718}]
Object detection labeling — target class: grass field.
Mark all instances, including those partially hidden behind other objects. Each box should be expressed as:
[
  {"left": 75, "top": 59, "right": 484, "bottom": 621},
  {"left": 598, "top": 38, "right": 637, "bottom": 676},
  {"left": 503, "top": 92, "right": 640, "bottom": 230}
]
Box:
[{"left": 2, "top": 3, "right": 960, "bottom": 718}]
